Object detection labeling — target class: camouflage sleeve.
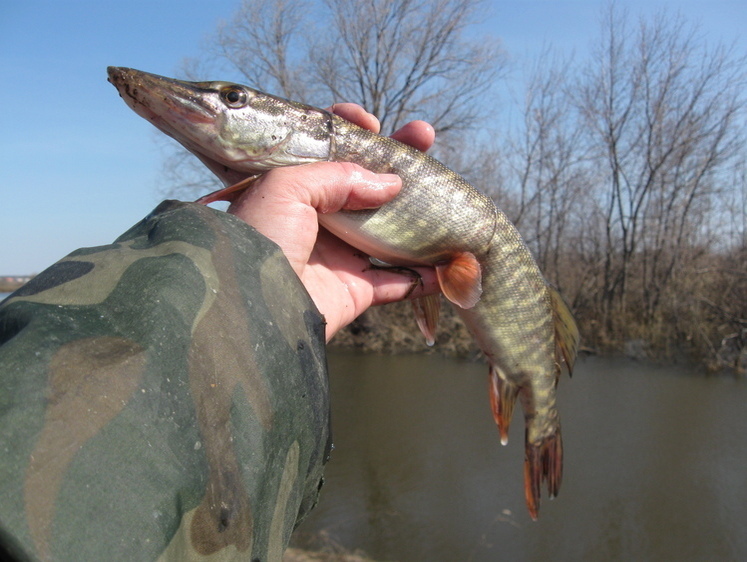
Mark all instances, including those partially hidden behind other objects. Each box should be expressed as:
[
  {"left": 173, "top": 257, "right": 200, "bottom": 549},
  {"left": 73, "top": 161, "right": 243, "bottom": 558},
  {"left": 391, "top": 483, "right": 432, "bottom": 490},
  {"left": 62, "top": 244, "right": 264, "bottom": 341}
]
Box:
[{"left": 0, "top": 200, "right": 331, "bottom": 561}]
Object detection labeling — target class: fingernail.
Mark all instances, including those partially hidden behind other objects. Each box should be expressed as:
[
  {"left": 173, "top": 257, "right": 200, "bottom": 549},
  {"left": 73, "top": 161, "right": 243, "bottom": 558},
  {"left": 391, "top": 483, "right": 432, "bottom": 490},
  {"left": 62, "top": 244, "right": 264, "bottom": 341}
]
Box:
[
  {"left": 350, "top": 170, "right": 400, "bottom": 189},
  {"left": 377, "top": 173, "right": 401, "bottom": 185}
]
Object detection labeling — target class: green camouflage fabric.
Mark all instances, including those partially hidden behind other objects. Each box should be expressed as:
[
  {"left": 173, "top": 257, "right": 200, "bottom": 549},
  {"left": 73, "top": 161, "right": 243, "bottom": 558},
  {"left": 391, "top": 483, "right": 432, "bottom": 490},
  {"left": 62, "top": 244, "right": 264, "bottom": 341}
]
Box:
[{"left": 0, "top": 200, "right": 331, "bottom": 561}]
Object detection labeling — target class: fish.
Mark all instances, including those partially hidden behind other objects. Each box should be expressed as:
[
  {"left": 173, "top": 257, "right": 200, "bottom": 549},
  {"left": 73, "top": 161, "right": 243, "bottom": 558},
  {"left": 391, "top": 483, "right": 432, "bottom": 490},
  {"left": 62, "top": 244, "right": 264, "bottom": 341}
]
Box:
[{"left": 107, "top": 66, "right": 580, "bottom": 519}]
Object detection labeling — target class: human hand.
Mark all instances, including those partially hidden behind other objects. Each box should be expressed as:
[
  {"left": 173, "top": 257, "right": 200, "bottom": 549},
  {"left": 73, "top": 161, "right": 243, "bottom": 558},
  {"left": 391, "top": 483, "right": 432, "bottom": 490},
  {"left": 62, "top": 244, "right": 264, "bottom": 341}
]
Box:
[{"left": 228, "top": 105, "right": 439, "bottom": 341}]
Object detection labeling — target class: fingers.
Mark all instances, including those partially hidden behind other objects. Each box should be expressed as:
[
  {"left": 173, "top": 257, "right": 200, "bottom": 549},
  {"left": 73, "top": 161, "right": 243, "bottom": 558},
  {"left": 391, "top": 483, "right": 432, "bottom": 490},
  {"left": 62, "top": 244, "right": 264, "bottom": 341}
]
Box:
[
  {"left": 390, "top": 120, "right": 436, "bottom": 152},
  {"left": 308, "top": 229, "right": 440, "bottom": 340},
  {"left": 328, "top": 103, "right": 380, "bottom": 133},
  {"left": 363, "top": 264, "right": 441, "bottom": 307},
  {"left": 230, "top": 162, "right": 401, "bottom": 215},
  {"left": 311, "top": 228, "right": 440, "bottom": 303},
  {"left": 329, "top": 104, "right": 435, "bottom": 152},
  {"left": 228, "top": 162, "right": 402, "bottom": 271},
  {"left": 309, "top": 163, "right": 402, "bottom": 213}
]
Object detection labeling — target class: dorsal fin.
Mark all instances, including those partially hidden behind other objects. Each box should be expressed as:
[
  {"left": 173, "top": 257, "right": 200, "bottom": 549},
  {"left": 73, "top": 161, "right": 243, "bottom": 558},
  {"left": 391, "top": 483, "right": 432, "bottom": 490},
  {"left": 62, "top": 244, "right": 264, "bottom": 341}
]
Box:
[
  {"left": 548, "top": 286, "right": 579, "bottom": 375},
  {"left": 435, "top": 252, "right": 482, "bottom": 309}
]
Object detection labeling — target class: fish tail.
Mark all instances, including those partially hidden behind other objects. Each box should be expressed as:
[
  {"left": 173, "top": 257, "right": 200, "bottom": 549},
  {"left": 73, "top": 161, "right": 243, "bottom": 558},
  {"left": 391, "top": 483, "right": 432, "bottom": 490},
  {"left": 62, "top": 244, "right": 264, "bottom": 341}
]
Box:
[
  {"left": 488, "top": 366, "right": 519, "bottom": 446},
  {"left": 523, "top": 427, "right": 563, "bottom": 521}
]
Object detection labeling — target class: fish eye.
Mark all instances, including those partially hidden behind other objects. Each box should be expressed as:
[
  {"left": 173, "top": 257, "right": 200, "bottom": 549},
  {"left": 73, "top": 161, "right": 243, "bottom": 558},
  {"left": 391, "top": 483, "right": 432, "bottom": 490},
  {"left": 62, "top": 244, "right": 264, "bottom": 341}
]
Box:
[{"left": 220, "top": 86, "right": 248, "bottom": 108}]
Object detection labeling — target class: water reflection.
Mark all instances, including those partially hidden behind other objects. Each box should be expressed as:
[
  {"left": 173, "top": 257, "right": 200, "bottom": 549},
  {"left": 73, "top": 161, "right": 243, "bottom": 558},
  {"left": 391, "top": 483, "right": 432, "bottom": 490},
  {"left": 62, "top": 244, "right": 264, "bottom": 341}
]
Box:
[{"left": 291, "top": 352, "right": 747, "bottom": 560}]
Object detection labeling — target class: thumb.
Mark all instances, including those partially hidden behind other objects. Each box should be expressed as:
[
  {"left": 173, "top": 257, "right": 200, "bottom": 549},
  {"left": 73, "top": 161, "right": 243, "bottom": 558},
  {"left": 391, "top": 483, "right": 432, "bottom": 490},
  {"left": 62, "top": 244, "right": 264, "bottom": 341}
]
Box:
[{"left": 228, "top": 162, "right": 401, "bottom": 269}]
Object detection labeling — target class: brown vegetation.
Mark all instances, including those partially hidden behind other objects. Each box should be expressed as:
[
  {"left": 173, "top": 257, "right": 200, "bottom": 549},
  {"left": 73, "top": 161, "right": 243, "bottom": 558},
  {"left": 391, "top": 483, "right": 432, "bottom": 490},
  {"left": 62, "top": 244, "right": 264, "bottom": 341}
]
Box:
[{"left": 330, "top": 244, "right": 746, "bottom": 373}]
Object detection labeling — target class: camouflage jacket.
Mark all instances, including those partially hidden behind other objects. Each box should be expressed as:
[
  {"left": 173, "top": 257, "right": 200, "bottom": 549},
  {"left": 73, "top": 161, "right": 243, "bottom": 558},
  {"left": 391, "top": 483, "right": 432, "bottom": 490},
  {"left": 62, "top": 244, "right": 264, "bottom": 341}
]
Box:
[{"left": 0, "top": 201, "right": 331, "bottom": 561}]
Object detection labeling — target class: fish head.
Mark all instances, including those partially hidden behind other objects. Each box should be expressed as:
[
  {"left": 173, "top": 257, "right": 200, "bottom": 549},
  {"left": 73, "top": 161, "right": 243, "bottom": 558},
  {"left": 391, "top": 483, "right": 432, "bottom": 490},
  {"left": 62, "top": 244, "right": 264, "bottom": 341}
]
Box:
[{"left": 107, "top": 67, "right": 332, "bottom": 185}]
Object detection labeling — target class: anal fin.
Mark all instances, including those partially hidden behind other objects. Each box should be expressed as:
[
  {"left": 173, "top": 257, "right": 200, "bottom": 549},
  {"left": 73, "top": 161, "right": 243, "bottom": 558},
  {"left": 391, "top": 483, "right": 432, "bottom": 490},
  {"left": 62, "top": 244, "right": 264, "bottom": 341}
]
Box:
[{"left": 488, "top": 366, "right": 518, "bottom": 446}]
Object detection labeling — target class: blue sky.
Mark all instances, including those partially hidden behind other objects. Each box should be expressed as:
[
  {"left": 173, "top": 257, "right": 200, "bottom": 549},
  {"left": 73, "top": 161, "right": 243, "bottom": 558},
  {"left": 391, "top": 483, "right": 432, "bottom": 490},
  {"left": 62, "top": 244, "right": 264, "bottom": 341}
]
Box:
[{"left": 1, "top": 1, "right": 744, "bottom": 274}]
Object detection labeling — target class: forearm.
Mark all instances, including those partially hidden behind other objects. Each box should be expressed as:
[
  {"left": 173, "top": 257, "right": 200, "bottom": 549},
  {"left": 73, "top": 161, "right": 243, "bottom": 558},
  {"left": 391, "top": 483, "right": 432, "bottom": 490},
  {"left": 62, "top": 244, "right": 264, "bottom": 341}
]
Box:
[{"left": 0, "top": 200, "right": 331, "bottom": 560}]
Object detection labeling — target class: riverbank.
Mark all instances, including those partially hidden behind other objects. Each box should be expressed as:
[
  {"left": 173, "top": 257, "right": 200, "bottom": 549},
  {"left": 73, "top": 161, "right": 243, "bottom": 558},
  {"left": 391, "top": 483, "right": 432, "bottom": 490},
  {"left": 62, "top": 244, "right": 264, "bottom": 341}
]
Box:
[
  {"left": 0, "top": 280, "right": 27, "bottom": 293},
  {"left": 329, "top": 297, "right": 747, "bottom": 375},
  {"left": 2, "top": 273, "right": 742, "bottom": 374}
]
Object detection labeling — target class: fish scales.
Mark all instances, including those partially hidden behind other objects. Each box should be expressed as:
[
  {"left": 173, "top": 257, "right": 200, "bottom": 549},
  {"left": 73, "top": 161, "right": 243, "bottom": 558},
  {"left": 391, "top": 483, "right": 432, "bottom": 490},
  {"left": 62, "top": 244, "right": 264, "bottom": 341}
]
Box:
[
  {"left": 107, "top": 67, "right": 579, "bottom": 519},
  {"left": 325, "top": 116, "right": 497, "bottom": 264}
]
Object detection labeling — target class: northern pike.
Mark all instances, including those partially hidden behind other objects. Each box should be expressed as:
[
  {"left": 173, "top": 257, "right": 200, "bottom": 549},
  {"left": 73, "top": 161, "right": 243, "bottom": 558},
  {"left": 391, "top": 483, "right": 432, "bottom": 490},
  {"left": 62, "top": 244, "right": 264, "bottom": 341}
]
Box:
[{"left": 107, "top": 67, "right": 579, "bottom": 519}]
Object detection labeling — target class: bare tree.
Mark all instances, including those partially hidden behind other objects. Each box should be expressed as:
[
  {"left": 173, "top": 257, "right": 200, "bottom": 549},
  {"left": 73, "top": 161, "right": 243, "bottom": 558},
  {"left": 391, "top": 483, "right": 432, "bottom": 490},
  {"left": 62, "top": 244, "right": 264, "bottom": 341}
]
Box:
[
  {"left": 310, "top": 0, "right": 503, "bottom": 134},
  {"left": 578, "top": 4, "right": 746, "bottom": 334},
  {"left": 211, "top": 0, "right": 310, "bottom": 100},
  {"left": 505, "top": 48, "right": 590, "bottom": 292}
]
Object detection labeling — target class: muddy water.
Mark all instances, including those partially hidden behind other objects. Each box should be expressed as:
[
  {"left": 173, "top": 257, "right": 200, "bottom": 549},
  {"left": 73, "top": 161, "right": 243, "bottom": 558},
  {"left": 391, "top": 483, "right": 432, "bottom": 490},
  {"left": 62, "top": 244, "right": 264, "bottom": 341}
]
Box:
[{"left": 290, "top": 352, "right": 747, "bottom": 561}]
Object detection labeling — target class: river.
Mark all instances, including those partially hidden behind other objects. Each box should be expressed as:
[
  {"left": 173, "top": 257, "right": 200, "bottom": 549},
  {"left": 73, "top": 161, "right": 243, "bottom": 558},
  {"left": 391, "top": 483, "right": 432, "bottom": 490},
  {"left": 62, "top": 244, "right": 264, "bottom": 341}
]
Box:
[{"left": 290, "top": 352, "right": 746, "bottom": 561}]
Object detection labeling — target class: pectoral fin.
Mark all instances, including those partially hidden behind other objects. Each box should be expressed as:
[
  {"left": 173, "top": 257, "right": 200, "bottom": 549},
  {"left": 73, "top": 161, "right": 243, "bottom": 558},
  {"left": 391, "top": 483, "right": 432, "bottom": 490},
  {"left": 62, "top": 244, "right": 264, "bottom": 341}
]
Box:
[
  {"left": 411, "top": 294, "right": 441, "bottom": 346},
  {"left": 196, "top": 175, "right": 258, "bottom": 205},
  {"left": 435, "top": 252, "right": 482, "bottom": 309},
  {"left": 548, "top": 286, "right": 579, "bottom": 375}
]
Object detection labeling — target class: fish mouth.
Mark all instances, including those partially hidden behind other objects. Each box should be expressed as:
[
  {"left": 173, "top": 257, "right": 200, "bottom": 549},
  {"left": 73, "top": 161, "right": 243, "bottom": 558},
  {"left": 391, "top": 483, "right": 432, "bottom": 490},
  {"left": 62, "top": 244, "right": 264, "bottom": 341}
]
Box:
[
  {"left": 107, "top": 67, "right": 215, "bottom": 125},
  {"left": 108, "top": 67, "right": 249, "bottom": 186}
]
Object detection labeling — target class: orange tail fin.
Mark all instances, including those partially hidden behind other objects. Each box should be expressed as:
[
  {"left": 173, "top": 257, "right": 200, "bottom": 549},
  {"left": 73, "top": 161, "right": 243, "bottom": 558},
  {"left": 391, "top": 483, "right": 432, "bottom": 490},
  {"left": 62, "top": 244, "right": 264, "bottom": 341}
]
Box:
[
  {"left": 523, "top": 430, "right": 563, "bottom": 520},
  {"left": 488, "top": 366, "right": 519, "bottom": 446}
]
